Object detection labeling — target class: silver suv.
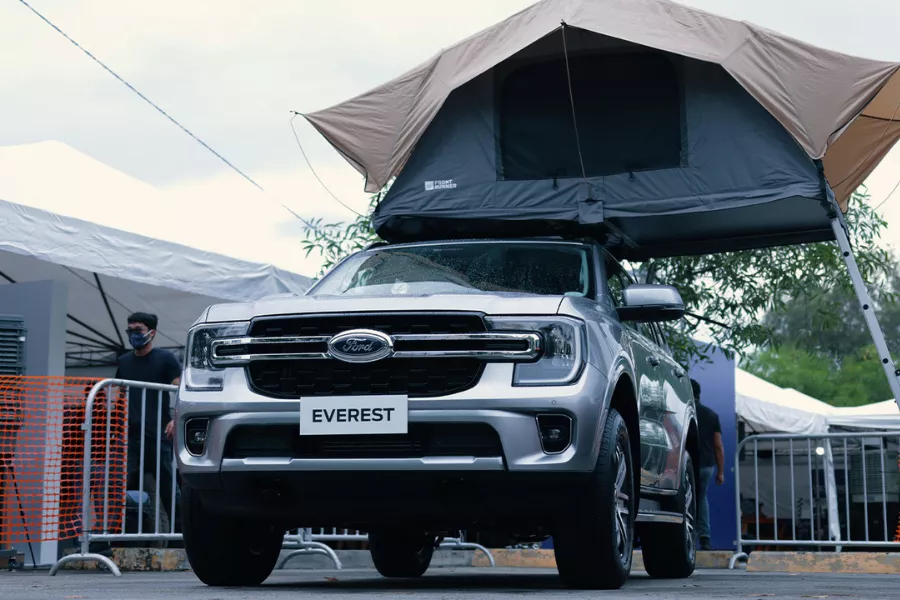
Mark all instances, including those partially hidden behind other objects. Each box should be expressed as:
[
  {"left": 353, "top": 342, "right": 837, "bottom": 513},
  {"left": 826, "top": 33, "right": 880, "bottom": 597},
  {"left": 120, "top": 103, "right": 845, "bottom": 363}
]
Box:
[{"left": 175, "top": 239, "right": 699, "bottom": 590}]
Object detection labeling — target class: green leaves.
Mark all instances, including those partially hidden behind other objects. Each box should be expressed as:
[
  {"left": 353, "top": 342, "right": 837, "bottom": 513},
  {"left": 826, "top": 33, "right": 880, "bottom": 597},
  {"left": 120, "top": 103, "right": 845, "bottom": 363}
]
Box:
[
  {"left": 301, "top": 191, "right": 383, "bottom": 279},
  {"left": 744, "top": 344, "right": 892, "bottom": 407},
  {"left": 640, "top": 189, "right": 892, "bottom": 365}
]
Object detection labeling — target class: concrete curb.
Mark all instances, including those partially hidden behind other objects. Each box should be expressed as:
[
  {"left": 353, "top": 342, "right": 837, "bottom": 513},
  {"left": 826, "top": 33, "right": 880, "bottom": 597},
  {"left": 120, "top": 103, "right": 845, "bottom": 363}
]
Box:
[
  {"left": 57, "top": 548, "right": 900, "bottom": 574},
  {"left": 470, "top": 549, "right": 735, "bottom": 570},
  {"left": 747, "top": 552, "right": 900, "bottom": 574},
  {"left": 59, "top": 548, "right": 739, "bottom": 572}
]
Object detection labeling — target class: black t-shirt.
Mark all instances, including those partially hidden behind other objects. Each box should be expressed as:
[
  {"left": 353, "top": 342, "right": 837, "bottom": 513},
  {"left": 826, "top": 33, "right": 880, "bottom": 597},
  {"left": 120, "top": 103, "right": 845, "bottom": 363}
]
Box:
[
  {"left": 696, "top": 403, "right": 722, "bottom": 468},
  {"left": 115, "top": 348, "right": 182, "bottom": 443}
]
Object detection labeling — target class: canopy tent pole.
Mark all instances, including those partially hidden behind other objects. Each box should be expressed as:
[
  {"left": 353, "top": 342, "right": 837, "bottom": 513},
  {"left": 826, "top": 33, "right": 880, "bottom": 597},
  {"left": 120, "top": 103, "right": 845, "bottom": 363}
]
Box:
[{"left": 93, "top": 272, "right": 125, "bottom": 348}]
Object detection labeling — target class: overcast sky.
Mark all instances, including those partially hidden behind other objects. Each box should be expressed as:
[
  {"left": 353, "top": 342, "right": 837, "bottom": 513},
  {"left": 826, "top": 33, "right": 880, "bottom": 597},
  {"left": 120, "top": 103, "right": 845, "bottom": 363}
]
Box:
[{"left": 2, "top": 0, "right": 899, "bottom": 277}]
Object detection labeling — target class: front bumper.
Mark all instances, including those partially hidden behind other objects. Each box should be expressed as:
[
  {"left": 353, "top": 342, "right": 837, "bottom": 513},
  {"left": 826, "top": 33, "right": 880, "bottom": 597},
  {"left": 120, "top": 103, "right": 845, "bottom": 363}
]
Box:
[{"left": 175, "top": 362, "right": 608, "bottom": 479}]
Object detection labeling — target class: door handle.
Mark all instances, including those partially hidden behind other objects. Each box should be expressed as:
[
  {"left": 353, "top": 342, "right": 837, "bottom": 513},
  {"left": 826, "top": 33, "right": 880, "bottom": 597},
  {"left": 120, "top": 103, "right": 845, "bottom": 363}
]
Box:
[{"left": 646, "top": 356, "right": 660, "bottom": 368}]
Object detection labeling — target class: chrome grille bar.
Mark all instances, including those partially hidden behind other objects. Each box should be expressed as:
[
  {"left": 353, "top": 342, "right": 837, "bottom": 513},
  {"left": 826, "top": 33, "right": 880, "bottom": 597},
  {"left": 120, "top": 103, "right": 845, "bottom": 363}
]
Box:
[
  {"left": 210, "top": 336, "right": 330, "bottom": 367},
  {"left": 209, "top": 332, "right": 541, "bottom": 367}
]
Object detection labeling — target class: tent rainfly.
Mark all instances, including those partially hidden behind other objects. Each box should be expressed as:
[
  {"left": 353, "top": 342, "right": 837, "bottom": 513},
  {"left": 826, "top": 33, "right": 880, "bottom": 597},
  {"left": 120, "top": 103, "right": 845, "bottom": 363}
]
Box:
[{"left": 304, "top": 0, "right": 900, "bottom": 409}]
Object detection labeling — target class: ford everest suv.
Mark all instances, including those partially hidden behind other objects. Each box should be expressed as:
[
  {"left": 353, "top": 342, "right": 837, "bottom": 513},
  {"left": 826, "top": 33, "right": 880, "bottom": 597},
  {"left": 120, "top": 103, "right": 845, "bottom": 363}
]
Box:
[{"left": 175, "top": 238, "right": 700, "bottom": 589}]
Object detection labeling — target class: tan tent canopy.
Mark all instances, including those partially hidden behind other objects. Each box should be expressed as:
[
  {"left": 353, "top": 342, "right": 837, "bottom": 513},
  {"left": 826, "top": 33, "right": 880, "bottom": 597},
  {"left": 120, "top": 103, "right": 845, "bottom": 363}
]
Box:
[{"left": 305, "top": 0, "right": 900, "bottom": 212}]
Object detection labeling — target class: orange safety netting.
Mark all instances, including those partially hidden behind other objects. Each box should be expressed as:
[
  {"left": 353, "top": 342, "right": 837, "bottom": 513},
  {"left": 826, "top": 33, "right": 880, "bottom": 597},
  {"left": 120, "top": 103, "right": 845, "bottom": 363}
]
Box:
[{"left": 0, "top": 377, "right": 127, "bottom": 548}]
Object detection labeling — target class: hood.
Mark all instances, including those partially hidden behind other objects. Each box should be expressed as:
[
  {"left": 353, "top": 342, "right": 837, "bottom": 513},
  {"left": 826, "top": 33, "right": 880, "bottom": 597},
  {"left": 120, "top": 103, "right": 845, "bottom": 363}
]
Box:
[{"left": 203, "top": 293, "right": 566, "bottom": 324}]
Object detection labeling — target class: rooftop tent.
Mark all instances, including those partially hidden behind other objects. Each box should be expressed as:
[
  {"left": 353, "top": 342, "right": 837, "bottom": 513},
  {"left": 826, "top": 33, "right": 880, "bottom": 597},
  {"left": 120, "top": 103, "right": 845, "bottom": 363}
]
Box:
[{"left": 304, "top": 0, "right": 900, "bottom": 261}]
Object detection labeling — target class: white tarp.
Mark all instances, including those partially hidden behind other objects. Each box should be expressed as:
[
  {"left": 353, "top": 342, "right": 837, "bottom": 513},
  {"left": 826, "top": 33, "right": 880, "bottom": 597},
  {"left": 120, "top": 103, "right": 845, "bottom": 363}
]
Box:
[
  {"left": 0, "top": 142, "right": 311, "bottom": 369},
  {"left": 827, "top": 399, "right": 900, "bottom": 431},
  {"left": 735, "top": 369, "right": 836, "bottom": 435}
]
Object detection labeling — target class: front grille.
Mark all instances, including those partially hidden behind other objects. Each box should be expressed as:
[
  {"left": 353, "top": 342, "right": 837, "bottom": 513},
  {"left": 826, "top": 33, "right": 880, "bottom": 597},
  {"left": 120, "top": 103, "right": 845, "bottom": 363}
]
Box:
[
  {"left": 224, "top": 423, "right": 504, "bottom": 459},
  {"left": 248, "top": 312, "right": 487, "bottom": 337},
  {"left": 245, "top": 312, "right": 490, "bottom": 398},
  {"left": 248, "top": 358, "right": 484, "bottom": 398}
]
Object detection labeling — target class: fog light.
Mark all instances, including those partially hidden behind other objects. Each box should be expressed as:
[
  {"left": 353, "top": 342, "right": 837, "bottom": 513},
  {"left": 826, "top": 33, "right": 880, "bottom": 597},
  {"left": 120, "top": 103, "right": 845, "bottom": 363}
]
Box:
[
  {"left": 536, "top": 414, "right": 572, "bottom": 454},
  {"left": 185, "top": 418, "right": 210, "bottom": 456}
]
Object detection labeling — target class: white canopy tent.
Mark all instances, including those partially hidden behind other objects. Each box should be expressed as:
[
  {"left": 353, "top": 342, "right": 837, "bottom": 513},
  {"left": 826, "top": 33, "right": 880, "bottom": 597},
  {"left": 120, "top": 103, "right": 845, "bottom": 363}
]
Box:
[{"left": 0, "top": 142, "right": 312, "bottom": 371}]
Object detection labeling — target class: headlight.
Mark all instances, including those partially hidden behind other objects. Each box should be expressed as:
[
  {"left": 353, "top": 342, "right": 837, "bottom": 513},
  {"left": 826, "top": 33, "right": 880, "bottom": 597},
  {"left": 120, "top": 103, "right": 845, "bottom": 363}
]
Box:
[
  {"left": 486, "top": 317, "right": 585, "bottom": 386},
  {"left": 184, "top": 322, "right": 249, "bottom": 391}
]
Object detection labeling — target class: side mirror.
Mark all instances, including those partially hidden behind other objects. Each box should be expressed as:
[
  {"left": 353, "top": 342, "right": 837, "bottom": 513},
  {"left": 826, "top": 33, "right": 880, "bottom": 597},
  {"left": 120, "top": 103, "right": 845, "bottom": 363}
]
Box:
[{"left": 616, "top": 284, "right": 685, "bottom": 323}]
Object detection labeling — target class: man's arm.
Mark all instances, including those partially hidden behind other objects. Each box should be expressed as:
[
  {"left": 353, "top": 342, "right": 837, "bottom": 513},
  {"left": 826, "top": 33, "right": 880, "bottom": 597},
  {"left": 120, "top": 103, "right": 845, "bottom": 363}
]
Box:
[
  {"left": 164, "top": 352, "right": 182, "bottom": 439},
  {"left": 714, "top": 430, "right": 725, "bottom": 485}
]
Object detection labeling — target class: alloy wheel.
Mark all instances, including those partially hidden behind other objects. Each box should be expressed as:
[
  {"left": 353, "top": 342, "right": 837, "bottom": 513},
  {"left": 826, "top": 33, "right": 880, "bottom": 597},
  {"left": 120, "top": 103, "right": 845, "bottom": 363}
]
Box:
[{"left": 613, "top": 442, "right": 632, "bottom": 564}]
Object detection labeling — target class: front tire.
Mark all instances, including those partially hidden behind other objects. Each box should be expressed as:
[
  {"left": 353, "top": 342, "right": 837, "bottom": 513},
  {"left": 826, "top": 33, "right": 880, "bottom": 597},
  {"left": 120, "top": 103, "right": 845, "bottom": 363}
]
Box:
[
  {"left": 180, "top": 484, "right": 283, "bottom": 587},
  {"left": 369, "top": 531, "right": 436, "bottom": 578},
  {"left": 640, "top": 452, "right": 697, "bottom": 578},
  {"left": 553, "top": 408, "right": 635, "bottom": 590}
]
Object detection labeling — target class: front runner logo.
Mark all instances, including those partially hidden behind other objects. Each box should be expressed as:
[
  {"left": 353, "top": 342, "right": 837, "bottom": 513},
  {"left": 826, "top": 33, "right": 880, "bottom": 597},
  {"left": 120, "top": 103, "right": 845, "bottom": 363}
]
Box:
[{"left": 424, "top": 179, "right": 457, "bottom": 191}]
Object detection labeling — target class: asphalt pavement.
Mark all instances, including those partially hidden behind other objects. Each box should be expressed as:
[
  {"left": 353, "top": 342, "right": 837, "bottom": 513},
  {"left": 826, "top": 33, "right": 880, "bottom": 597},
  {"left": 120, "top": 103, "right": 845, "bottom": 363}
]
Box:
[{"left": 3, "top": 568, "right": 897, "bottom": 599}]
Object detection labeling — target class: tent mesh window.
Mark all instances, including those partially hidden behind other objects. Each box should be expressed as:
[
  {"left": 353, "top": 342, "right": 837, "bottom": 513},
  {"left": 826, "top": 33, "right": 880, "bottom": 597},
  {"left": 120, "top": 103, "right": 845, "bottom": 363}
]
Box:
[
  {"left": 0, "top": 317, "right": 26, "bottom": 376},
  {"left": 498, "top": 51, "right": 684, "bottom": 181}
]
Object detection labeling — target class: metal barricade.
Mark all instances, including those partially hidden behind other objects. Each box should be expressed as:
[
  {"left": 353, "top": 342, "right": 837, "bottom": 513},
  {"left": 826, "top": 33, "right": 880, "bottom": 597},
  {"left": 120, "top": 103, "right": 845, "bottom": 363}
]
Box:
[
  {"left": 280, "top": 529, "right": 495, "bottom": 568},
  {"left": 729, "top": 431, "right": 900, "bottom": 568},
  {"left": 48, "top": 379, "right": 494, "bottom": 575},
  {"left": 51, "top": 379, "right": 180, "bottom": 576},
  {"left": 279, "top": 529, "right": 344, "bottom": 570},
  {"left": 438, "top": 532, "right": 496, "bottom": 566}
]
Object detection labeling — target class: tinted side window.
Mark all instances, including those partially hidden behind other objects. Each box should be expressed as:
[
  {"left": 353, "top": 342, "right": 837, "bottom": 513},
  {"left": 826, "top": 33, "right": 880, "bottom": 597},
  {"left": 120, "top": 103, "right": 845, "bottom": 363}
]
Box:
[
  {"left": 606, "top": 269, "right": 627, "bottom": 307},
  {"left": 605, "top": 260, "right": 656, "bottom": 341},
  {"left": 650, "top": 323, "right": 669, "bottom": 352}
]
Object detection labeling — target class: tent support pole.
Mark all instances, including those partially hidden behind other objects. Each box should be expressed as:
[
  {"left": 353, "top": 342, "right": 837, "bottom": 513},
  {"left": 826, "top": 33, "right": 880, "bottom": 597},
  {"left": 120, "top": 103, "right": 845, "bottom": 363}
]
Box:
[
  {"left": 830, "top": 217, "right": 900, "bottom": 411},
  {"left": 93, "top": 272, "right": 125, "bottom": 348},
  {"left": 817, "top": 161, "right": 900, "bottom": 411}
]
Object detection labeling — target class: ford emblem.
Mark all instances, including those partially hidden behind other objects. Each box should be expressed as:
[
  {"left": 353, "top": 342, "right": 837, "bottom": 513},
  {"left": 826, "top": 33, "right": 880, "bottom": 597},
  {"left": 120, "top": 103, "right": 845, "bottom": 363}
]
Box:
[{"left": 328, "top": 329, "right": 394, "bottom": 364}]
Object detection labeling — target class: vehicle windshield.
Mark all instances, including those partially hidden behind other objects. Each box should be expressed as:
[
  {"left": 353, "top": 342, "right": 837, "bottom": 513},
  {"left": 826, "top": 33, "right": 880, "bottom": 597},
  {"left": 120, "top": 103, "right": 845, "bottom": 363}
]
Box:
[{"left": 309, "top": 242, "right": 593, "bottom": 298}]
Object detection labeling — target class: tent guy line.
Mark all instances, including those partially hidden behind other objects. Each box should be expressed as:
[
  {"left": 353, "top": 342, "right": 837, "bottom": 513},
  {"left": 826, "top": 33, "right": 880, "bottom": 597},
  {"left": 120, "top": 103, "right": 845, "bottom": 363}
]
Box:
[
  {"left": 15, "top": 0, "right": 264, "bottom": 193},
  {"left": 560, "top": 23, "right": 589, "bottom": 188},
  {"left": 875, "top": 177, "right": 900, "bottom": 211},
  {"left": 290, "top": 113, "right": 364, "bottom": 218},
  {"left": 17, "top": 0, "right": 336, "bottom": 236}
]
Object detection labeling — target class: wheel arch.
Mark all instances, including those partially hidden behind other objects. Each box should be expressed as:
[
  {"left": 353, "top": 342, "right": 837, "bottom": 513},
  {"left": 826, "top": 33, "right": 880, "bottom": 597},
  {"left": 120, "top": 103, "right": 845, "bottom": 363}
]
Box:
[
  {"left": 608, "top": 372, "right": 641, "bottom": 512},
  {"left": 683, "top": 412, "right": 700, "bottom": 486}
]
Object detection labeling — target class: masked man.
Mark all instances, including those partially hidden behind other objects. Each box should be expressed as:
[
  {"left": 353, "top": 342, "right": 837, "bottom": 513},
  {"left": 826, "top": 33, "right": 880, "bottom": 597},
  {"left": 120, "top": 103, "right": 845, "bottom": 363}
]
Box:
[{"left": 115, "top": 312, "right": 182, "bottom": 538}]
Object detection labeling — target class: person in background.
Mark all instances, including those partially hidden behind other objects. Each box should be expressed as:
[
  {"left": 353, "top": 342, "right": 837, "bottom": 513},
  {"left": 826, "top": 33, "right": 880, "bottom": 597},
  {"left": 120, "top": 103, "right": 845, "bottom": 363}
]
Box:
[
  {"left": 691, "top": 378, "right": 724, "bottom": 551},
  {"left": 115, "top": 312, "right": 182, "bottom": 538}
]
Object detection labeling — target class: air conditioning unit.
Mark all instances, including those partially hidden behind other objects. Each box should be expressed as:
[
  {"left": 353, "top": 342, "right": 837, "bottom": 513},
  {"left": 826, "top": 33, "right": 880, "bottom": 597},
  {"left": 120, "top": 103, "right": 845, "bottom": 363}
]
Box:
[
  {"left": 849, "top": 449, "right": 900, "bottom": 503},
  {"left": 0, "top": 316, "right": 26, "bottom": 376}
]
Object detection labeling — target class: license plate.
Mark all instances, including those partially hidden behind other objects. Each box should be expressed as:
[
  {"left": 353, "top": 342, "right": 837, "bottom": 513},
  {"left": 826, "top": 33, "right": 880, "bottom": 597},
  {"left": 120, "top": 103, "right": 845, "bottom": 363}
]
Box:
[{"left": 299, "top": 396, "right": 408, "bottom": 436}]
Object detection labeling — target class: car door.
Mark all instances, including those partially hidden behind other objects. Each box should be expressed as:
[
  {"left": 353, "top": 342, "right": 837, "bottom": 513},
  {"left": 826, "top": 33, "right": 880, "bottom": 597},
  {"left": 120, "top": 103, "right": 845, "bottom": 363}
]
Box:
[
  {"left": 647, "top": 322, "right": 688, "bottom": 492},
  {"left": 605, "top": 262, "right": 669, "bottom": 489}
]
